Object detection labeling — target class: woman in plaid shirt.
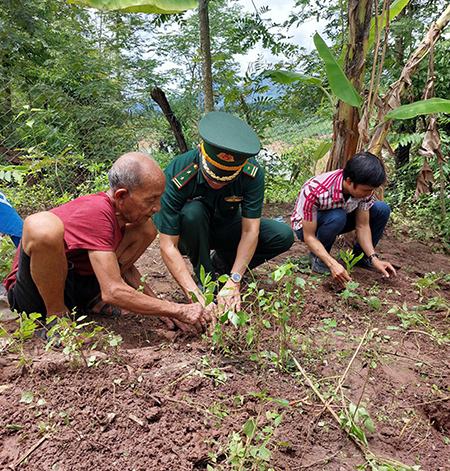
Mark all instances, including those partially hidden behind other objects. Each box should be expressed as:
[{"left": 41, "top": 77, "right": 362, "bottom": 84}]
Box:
[{"left": 291, "top": 151, "right": 396, "bottom": 286}]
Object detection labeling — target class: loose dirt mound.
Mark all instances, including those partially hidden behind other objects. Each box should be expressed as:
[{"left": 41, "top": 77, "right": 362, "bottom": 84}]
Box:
[{"left": 1, "top": 204, "right": 449, "bottom": 470}]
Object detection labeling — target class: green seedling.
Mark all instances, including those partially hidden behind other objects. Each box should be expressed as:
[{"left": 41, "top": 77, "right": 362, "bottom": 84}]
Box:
[
  {"left": 414, "top": 271, "right": 443, "bottom": 298},
  {"left": 224, "top": 408, "right": 285, "bottom": 470},
  {"left": 339, "top": 249, "right": 364, "bottom": 274},
  {"left": 339, "top": 402, "right": 375, "bottom": 447},
  {"left": 45, "top": 314, "right": 122, "bottom": 367},
  {"left": 339, "top": 281, "right": 360, "bottom": 304},
  {"left": 136, "top": 273, "right": 149, "bottom": 293},
  {"left": 363, "top": 295, "right": 382, "bottom": 311},
  {"left": 0, "top": 312, "right": 42, "bottom": 366}
]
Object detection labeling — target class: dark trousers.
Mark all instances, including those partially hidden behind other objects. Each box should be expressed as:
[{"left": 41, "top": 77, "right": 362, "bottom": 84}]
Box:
[
  {"left": 7, "top": 246, "right": 100, "bottom": 320},
  {"left": 178, "top": 201, "right": 294, "bottom": 279},
  {"left": 295, "top": 201, "right": 391, "bottom": 254}
]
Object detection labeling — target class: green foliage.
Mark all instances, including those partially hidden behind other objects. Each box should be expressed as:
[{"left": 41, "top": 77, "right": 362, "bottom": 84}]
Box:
[
  {"left": 264, "top": 138, "right": 329, "bottom": 203},
  {"left": 339, "top": 402, "right": 375, "bottom": 447},
  {"left": 213, "top": 396, "right": 287, "bottom": 471},
  {"left": 313, "top": 33, "right": 363, "bottom": 107},
  {"left": 0, "top": 237, "right": 16, "bottom": 280},
  {"left": 71, "top": 0, "right": 197, "bottom": 14},
  {"left": 339, "top": 249, "right": 364, "bottom": 274},
  {"left": 386, "top": 98, "right": 450, "bottom": 120},
  {"left": 45, "top": 314, "right": 123, "bottom": 367},
  {"left": 0, "top": 312, "right": 43, "bottom": 366}
]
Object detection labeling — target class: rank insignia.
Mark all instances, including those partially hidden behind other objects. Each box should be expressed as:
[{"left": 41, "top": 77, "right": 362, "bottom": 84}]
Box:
[
  {"left": 172, "top": 162, "right": 199, "bottom": 190},
  {"left": 242, "top": 162, "right": 259, "bottom": 178}
]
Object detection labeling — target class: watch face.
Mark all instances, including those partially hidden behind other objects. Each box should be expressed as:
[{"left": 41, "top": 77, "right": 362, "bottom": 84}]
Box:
[{"left": 231, "top": 272, "right": 242, "bottom": 283}]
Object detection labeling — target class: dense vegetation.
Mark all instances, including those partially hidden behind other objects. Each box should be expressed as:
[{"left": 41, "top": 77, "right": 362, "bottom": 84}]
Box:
[{"left": 0, "top": 0, "right": 449, "bottom": 246}]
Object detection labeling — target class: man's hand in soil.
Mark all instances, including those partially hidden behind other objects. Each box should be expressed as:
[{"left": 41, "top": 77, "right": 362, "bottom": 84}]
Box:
[
  {"left": 217, "top": 279, "right": 241, "bottom": 314},
  {"left": 330, "top": 260, "right": 352, "bottom": 287},
  {"left": 372, "top": 258, "right": 397, "bottom": 278},
  {"left": 176, "top": 302, "right": 211, "bottom": 334}
]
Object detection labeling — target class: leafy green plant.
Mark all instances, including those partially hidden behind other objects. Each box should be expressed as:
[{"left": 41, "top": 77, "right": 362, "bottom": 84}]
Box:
[
  {"left": 0, "top": 312, "right": 42, "bottom": 366},
  {"left": 339, "top": 402, "right": 375, "bottom": 447},
  {"left": 339, "top": 249, "right": 365, "bottom": 274},
  {"left": 0, "top": 236, "right": 16, "bottom": 280},
  {"left": 218, "top": 404, "right": 286, "bottom": 470},
  {"left": 414, "top": 272, "right": 444, "bottom": 298},
  {"left": 45, "top": 314, "right": 122, "bottom": 367},
  {"left": 339, "top": 281, "right": 360, "bottom": 305}
]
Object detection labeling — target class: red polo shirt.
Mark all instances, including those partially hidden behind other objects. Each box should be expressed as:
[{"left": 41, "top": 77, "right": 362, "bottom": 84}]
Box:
[{"left": 4, "top": 192, "right": 124, "bottom": 290}]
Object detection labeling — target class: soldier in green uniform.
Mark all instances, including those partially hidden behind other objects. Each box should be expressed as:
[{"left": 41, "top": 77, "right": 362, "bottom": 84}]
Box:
[{"left": 154, "top": 112, "right": 294, "bottom": 314}]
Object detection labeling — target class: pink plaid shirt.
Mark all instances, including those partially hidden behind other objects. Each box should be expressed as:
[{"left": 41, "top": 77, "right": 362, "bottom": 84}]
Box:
[{"left": 291, "top": 169, "right": 375, "bottom": 231}]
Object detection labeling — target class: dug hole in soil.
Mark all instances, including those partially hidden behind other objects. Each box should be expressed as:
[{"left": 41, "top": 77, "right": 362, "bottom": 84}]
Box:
[{"left": 1, "top": 203, "right": 449, "bottom": 470}]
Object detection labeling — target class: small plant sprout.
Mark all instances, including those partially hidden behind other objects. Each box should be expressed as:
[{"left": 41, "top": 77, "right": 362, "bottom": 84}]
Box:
[
  {"left": 136, "top": 273, "right": 149, "bottom": 293},
  {"left": 339, "top": 249, "right": 364, "bottom": 274},
  {"left": 339, "top": 281, "right": 360, "bottom": 304},
  {"left": 339, "top": 402, "right": 375, "bottom": 447},
  {"left": 45, "top": 313, "right": 122, "bottom": 367},
  {"left": 0, "top": 312, "right": 42, "bottom": 366}
]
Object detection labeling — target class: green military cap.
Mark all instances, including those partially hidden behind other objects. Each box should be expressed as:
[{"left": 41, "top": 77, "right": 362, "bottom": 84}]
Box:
[{"left": 199, "top": 111, "right": 261, "bottom": 182}]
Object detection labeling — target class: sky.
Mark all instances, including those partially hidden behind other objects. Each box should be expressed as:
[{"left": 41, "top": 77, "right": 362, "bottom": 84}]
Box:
[{"left": 235, "top": 0, "right": 324, "bottom": 74}]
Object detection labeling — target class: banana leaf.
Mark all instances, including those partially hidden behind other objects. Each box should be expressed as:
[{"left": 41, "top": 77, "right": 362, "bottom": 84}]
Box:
[
  {"left": 386, "top": 98, "right": 450, "bottom": 120},
  {"left": 263, "top": 70, "right": 322, "bottom": 86},
  {"left": 368, "top": 0, "right": 411, "bottom": 50},
  {"left": 313, "top": 33, "right": 363, "bottom": 107},
  {"left": 69, "top": 0, "right": 197, "bottom": 14}
]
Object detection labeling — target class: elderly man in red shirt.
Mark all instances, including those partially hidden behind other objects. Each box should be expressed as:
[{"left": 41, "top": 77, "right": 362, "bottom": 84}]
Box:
[
  {"left": 291, "top": 151, "right": 396, "bottom": 285},
  {"left": 4, "top": 152, "right": 210, "bottom": 333}
]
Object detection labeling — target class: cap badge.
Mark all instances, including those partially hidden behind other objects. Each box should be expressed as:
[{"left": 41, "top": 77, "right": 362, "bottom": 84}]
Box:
[{"left": 217, "top": 152, "right": 235, "bottom": 163}]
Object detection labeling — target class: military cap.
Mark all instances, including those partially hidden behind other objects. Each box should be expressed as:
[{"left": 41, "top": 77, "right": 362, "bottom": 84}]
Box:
[{"left": 199, "top": 111, "right": 261, "bottom": 182}]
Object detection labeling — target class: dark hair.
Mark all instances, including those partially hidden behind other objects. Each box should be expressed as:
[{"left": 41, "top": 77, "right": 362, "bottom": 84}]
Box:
[{"left": 343, "top": 151, "right": 386, "bottom": 187}]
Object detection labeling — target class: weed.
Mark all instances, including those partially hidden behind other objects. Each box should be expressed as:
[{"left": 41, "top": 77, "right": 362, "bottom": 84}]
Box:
[
  {"left": 45, "top": 314, "right": 122, "bottom": 367},
  {"left": 414, "top": 272, "right": 444, "bottom": 298},
  {"left": 339, "top": 249, "right": 364, "bottom": 274},
  {"left": 339, "top": 402, "right": 375, "bottom": 447},
  {"left": 0, "top": 237, "right": 16, "bottom": 280},
  {"left": 136, "top": 273, "right": 149, "bottom": 293},
  {"left": 222, "top": 409, "right": 285, "bottom": 470},
  {"left": 363, "top": 295, "right": 383, "bottom": 311},
  {"left": 339, "top": 281, "right": 360, "bottom": 305},
  {"left": 388, "top": 303, "right": 449, "bottom": 345},
  {"left": 0, "top": 312, "right": 42, "bottom": 366},
  {"left": 200, "top": 356, "right": 228, "bottom": 386}
]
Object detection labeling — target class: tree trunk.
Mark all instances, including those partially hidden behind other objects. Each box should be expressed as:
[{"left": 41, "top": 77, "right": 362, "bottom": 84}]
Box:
[
  {"left": 150, "top": 87, "right": 188, "bottom": 154},
  {"left": 368, "top": 4, "right": 450, "bottom": 156},
  {"left": 327, "top": 0, "right": 373, "bottom": 171},
  {"left": 199, "top": 0, "right": 214, "bottom": 113}
]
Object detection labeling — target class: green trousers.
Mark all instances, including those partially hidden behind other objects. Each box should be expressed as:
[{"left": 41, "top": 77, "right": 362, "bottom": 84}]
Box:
[{"left": 178, "top": 200, "right": 294, "bottom": 280}]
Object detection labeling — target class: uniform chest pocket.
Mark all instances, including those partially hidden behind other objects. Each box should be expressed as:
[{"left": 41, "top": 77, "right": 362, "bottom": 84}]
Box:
[{"left": 219, "top": 195, "right": 243, "bottom": 213}]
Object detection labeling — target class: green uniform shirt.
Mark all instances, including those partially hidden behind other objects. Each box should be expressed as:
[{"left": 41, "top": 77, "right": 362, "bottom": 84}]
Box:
[{"left": 154, "top": 148, "right": 265, "bottom": 236}]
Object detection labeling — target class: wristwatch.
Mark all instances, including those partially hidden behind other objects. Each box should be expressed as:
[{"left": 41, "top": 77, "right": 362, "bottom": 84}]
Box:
[
  {"left": 368, "top": 253, "right": 379, "bottom": 261},
  {"left": 230, "top": 272, "right": 242, "bottom": 283}
]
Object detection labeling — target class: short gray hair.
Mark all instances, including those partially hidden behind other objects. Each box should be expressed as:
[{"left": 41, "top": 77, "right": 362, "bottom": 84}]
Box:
[{"left": 108, "top": 160, "right": 144, "bottom": 192}]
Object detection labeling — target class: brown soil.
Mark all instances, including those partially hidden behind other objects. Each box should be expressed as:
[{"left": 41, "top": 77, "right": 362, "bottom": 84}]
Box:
[{"left": 1, "top": 204, "right": 449, "bottom": 471}]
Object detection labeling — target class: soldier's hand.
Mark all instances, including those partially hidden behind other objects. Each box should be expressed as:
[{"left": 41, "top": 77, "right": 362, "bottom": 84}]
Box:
[{"left": 217, "top": 280, "right": 241, "bottom": 314}]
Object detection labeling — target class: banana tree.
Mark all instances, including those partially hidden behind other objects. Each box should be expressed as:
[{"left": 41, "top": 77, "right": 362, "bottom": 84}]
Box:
[{"left": 69, "top": 0, "right": 197, "bottom": 13}]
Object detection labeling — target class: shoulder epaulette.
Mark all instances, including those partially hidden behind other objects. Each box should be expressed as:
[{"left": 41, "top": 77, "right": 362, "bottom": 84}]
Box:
[
  {"left": 172, "top": 162, "right": 199, "bottom": 190},
  {"left": 242, "top": 162, "right": 259, "bottom": 178}
]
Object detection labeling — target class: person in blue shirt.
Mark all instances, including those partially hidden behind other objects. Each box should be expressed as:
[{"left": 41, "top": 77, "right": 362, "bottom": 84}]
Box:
[{"left": 0, "top": 192, "right": 23, "bottom": 247}]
